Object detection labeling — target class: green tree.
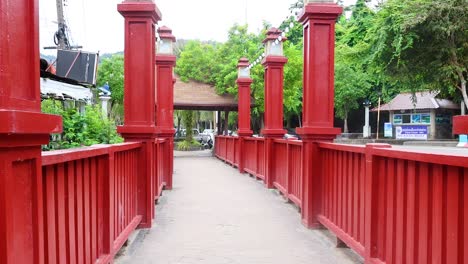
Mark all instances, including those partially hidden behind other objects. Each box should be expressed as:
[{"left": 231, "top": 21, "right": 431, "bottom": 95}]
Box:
[
  {"left": 175, "top": 40, "right": 218, "bottom": 83},
  {"left": 181, "top": 110, "right": 194, "bottom": 141},
  {"left": 96, "top": 55, "right": 124, "bottom": 123},
  {"left": 335, "top": 45, "right": 372, "bottom": 133},
  {"left": 369, "top": 0, "right": 468, "bottom": 106}
]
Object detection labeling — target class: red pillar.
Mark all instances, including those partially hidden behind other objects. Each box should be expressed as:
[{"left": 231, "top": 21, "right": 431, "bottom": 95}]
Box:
[
  {"left": 117, "top": 0, "right": 161, "bottom": 229},
  {"left": 261, "top": 28, "right": 288, "bottom": 188},
  {"left": 0, "top": 1, "right": 62, "bottom": 263},
  {"left": 155, "top": 26, "right": 177, "bottom": 190},
  {"left": 296, "top": 2, "right": 343, "bottom": 228},
  {"left": 236, "top": 58, "right": 253, "bottom": 173}
]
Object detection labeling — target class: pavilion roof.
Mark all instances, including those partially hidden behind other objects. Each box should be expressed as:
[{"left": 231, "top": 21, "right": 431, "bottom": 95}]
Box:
[
  {"left": 174, "top": 77, "right": 253, "bottom": 111},
  {"left": 371, "top": 91, "right": 460, "bottom": 112}
]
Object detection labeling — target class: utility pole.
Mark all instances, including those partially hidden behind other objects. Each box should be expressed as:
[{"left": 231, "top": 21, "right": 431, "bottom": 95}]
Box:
[{"left": 56, "top": 0, "right": 67, "bottom": 49}]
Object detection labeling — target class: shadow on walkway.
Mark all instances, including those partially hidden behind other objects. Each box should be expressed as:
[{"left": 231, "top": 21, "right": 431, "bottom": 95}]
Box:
[{"left": 117, "top": 154, "right": 363, "bottom": 264}]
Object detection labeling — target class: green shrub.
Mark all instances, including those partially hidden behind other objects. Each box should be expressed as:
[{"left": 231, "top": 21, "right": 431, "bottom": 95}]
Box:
[
  {"left": 41, "top": 99, "right": 123, "bottom": 150},
  {"left": 177, "top": 140, "right": 202, "bottom": 151}
]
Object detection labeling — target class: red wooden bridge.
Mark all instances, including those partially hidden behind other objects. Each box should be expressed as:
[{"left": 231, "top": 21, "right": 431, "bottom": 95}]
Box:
[{"left": 1, "top": 1, "right": 467, "bottom": 263}]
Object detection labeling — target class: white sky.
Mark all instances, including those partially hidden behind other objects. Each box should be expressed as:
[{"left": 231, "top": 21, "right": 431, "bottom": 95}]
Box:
[{"left": 39, "top": 0, "right": 359, "bottom": 55}]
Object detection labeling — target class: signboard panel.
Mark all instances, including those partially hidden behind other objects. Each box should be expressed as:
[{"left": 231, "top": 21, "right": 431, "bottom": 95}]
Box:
[
  {"left": 56, "top": 50, "right": 99, "bottom": 85},
  {"left": 384, "top": 123, "right": 393, "bottom": 137},
  {"left": 395, "top": 125, "right": 428, "bottom": 140}
]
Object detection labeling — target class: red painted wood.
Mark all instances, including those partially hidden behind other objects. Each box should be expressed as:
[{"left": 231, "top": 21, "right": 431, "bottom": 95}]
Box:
[
  {"left": 453, "top": 115, "right": 468, "bottom": 135},
  {"left": 237, "top": 58, "right": 254, "bottom": 138},
  {"left": 56, "top": 164, "right": 67, "bottom": 264},
  {"left": 261, "top": 54, "right": 287, "bottom": 138},
  {"left": 405, "top": 161, "right": 416, "bottom": 264},
  {"left": 296, "top": 3, "right": 342, "bottom": 138},
  {"left": 38, "top": 144, "right": 142, "bottom": 263},
  {"left": 464, "top": 169, "right": 468, "bottom": 264},
  {"left": 0, "top": 1, "right": 61, "bottom": 263},
  {"left": 66, "top": 162, "right": 77, "bottom": 264},
  {"left": 446, "top": 166, "right": 460, "bottom": 264},
  {"left": 75, "top": 161, "right": 84, "bottom": 264},
  {"left": 155, "top": 28, "right": 176, "bottom": 190},
  {"left": 432, "top": 164, "right": 444, "bottom": 263},
  {"left": 45, "top": 166, "right": 58, "bottom": 264},
  {"left": 417, "top": 163, "right": 429, "bottom": 264}
]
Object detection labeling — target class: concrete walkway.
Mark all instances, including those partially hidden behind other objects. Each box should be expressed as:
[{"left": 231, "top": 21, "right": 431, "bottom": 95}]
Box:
[{"left": 118, "top": 152, "right": 363, "bottom": 264}]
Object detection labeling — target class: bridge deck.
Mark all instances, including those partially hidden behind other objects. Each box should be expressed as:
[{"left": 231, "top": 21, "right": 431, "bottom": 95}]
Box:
[{"left": 118, "top": 151, "right": 362, "bottom": 264}]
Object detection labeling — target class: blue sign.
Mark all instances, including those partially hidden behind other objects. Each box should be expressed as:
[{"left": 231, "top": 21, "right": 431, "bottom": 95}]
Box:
[
  {"left": 384, "top": 123, "right": 393, "bottom": 137},
  {"left": 395, "top": 126, "right": 428, "bottom": 140}
]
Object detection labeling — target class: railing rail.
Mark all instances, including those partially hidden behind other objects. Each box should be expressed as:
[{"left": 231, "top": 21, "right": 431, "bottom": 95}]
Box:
[
  {"left": 40, "top": 142, "right": 147, "bottom": 263},
  {"left": 215, "top": 136, "right": 468, "bottom": 264}
]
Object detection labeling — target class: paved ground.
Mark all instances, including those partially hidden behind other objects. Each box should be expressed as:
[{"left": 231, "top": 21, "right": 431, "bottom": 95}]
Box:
[{"left": 118, "top": 152, "right": 363, "bottom": 264}]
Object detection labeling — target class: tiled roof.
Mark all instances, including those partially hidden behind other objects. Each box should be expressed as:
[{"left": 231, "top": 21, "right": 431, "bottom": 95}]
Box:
[
  {"left": 372, "top": 91, "right": 460, "bottom": 112},
  {"left": 174, "top": 77, "right": 240, "bottom": 111}
]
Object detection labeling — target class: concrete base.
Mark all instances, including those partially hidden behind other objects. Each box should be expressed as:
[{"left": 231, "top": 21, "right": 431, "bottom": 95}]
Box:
[{"left": 457, "top": 135, "right": 468, "bottom": 148}]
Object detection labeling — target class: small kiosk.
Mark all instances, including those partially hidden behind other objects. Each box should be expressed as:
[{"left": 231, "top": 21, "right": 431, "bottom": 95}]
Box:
[{"left": 372, "top": 91, "right": 460, "bottom": 140}]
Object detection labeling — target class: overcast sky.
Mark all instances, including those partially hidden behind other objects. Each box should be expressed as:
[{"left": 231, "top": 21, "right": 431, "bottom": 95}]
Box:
[{"left": 39, "top": 0, "right": 359, "bottom": 56}]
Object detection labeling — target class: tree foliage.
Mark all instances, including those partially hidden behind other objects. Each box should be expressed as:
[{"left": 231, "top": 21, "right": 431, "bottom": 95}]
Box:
[
  {"left": 368, "top": 0, "right": 467, "bottom": 105},
  {"left": 96, "top": 55, "right": 125, "bottom": 123}
]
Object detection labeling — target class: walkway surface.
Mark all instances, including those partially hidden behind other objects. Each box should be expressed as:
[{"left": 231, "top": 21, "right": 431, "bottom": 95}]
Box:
[{"left": 118, "top": 151, "right": 363, "bottom": 264}]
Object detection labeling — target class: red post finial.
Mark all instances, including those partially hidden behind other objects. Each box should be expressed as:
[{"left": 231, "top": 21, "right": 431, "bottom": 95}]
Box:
[{"left": 158, "top": 26, "right": 176, "bottom": 42}]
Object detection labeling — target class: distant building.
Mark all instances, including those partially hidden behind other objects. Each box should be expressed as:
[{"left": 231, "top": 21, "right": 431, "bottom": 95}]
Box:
[{"left": 372, "top": 91, "right": 460, "bottom": 140}]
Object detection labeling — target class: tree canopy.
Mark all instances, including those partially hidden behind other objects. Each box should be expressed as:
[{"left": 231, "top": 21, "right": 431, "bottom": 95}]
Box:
[{"left": 368, "top": 0, "right": 467, "bottom": 106}]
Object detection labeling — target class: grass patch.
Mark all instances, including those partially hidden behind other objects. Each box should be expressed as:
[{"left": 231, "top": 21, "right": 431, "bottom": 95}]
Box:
[{"left": 176, "top": 140, "right": 202, "bottom": 151}]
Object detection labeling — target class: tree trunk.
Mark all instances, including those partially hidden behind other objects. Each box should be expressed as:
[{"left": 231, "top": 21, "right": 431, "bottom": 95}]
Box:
[
  {"left": 343, "top": 112, "right": 349, "bottom": 134},
  {"left": 461, "top": 78, "right": 468, "bottom": 112}
]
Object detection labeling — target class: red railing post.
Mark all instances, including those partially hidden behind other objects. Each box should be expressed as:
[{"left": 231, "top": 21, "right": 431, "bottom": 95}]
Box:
[
  {"left": 261, "top": 28, "right": 288, "bottom": 188},
  {"left": 155, "top": 26, "right": 176, "bottom": 190},
  {"left": 117, "top": 0, "right": 161, "bottom": 228},
  {"left": 364, "top": 143, "right": 392, "bottom": 262},
  {"left": 236, "top": 58, "right": 254, "bottom": 173},
  {"left": 102, "top": 148, "right": 116, "bottom": 256},
  {"left": 296, "top": 1, "right": 342, "bottom": 228},
  {"left": 0, "top": 1, "right": 62, "bottom": 263}
]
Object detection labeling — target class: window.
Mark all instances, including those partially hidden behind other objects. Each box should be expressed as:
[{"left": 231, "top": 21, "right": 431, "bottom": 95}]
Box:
[
  {"left": 394, "top": 113, "right": 430, "bottom": 124},
  {"left": 403, "top": 115, "right": 411, "bottom": 124}
]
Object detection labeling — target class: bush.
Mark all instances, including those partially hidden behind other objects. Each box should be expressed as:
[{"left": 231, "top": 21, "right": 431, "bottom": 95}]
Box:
[
  {"left": 176, "top": 140, "right": 202, "bottom": 151},
  {"left": 41, "top": 100, "right": 123, "bottom": 150}
]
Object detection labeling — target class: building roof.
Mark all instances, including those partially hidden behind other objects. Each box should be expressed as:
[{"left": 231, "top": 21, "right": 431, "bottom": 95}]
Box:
[
  {"left": 40, "top": 78, "right": 93, "bottom": 102},
  {"left": 372, "top": 91, "right": 460, "bottom": 112},
  {"left": 174, "top": 77, "right": 251, "bottom": 111}
]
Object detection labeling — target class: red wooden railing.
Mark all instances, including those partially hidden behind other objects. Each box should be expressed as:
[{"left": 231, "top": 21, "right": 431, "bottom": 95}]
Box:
[
  {"left": 154, "top": 138, "right": 169, "bottom": 199},
  {"left": 215, "top": 136, "right": 468, "bottom": 264},
  {"left": 317, "top": 143, "right": 367, "bottom": 256},
  {"left": 40, "top": 141, "right": 167, "bottom": 263},
  {"left": 215, "top": 136, "right": 240, "bottom": 167},
  {"left": 367, "top": 146, "right": 467, "bottom": 264},
  {"left": 271, "top": 139, "right": 303, "bottom": 207},
  {"left": 243, "top": 137, "right": 266, "bottom": 180}
]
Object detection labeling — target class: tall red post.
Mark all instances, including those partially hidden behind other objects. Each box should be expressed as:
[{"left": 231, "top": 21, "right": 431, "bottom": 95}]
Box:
[
  {"left": 117, "top": 0, "right": 161, "bottom": 228},
  {"left": 296, "top": 1, "right": 343, "bottom": 228},
  {"left": 261, "top": 28, "right": 288, "bottom": 188},
  {"left": 0, "top": 1, "right": 62, "bottom": 263},
  {"left": 155, "top": 26, "right": 177, "bottom": 190},
  {"left": 236, "top": 58, "right": 253, "bottom": 173}
]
